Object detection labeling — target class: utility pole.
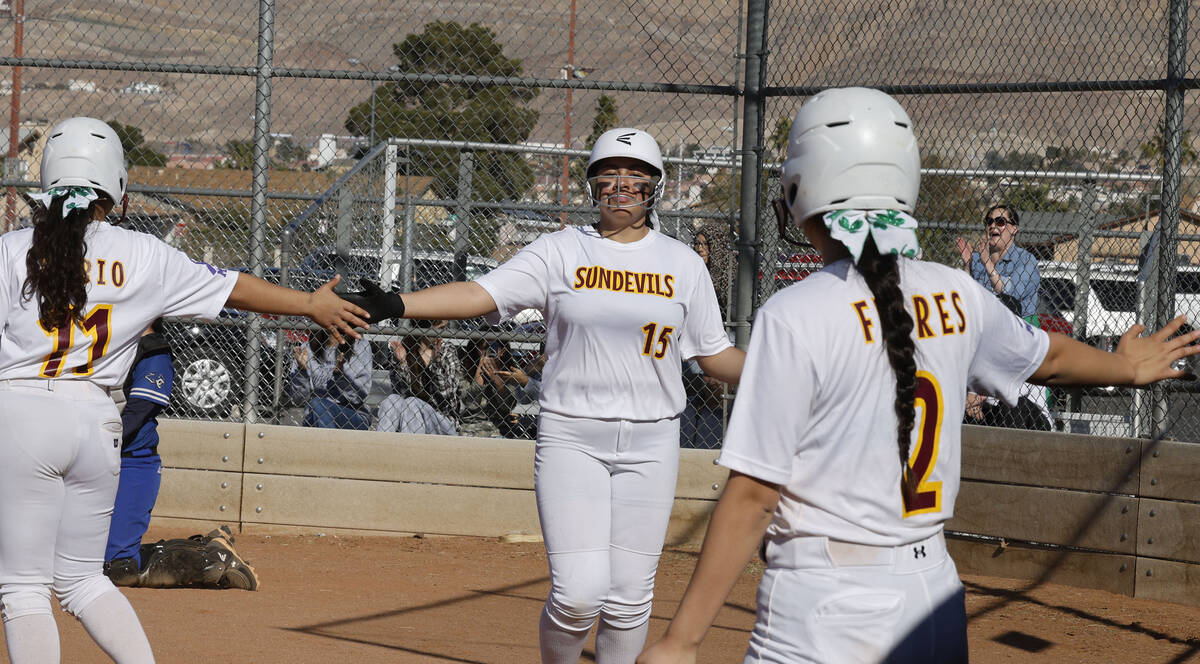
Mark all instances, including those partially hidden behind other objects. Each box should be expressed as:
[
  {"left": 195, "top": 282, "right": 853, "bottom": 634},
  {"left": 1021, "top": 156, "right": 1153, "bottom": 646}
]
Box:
[{"left": 4, "top": 0, "right": 24, "bottom": 232}]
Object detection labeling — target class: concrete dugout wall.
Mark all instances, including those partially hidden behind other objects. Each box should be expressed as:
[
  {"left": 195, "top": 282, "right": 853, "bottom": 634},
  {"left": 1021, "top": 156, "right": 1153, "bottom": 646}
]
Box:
[{"left": 152, "top": 420, "right": 1200, "bottom": 607}]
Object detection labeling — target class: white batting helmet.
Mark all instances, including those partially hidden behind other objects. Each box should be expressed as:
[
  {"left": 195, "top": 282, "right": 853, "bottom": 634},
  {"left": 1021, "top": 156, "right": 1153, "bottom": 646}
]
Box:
[
  {"left": 779, "top": 87, "right": 920, "bottom": 227},
  {"left": 40, "top": 117, "right": 127, "bottom": 202},
  {"left": 585, "top": 128, "right": 666, "bottom": 209}
]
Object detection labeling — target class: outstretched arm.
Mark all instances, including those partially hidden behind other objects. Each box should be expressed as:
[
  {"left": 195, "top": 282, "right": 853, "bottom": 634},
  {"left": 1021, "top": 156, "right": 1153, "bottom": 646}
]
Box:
[
  {"left": 1030, "top": 315, "right": 1200, "bottom": 387},
  {"left": 226, "top": 273, "right": 368, "bottom": 344},
  {"left": 401, "top": 281, "right": 498, "bottom": 320},
  {"left": 637, "top": 472, "right": 780, "bottom": 664}
]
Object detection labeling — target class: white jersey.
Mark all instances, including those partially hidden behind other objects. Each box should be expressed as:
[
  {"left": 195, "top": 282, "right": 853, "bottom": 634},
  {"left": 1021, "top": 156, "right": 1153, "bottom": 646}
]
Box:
[
  {"left": 719, "top": 258, "right": 1049, "bottom": 547},
  {"left": 0, "top": 222, "right": 236, "bottom": 388},
  {"left": 475, "top": 225, "right": 731, "bottom": 420}
]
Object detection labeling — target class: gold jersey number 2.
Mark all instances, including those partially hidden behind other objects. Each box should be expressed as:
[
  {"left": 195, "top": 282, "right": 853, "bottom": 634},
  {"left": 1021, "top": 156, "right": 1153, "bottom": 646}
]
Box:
[
  {"left": 38, "top": 305, "right": 114, "bottom": 378},
  {"left": 902, "top": 370, "right": 945, "bottom": 517}
]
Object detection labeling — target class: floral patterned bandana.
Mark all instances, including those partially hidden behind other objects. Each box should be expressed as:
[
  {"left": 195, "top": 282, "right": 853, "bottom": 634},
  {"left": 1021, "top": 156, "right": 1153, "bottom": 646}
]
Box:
[
  {"left": 28, "top": 186, "right": 100, "bottom": 220},
  {"left": 823, "top": 209, "right": 922, "bottom": 263}
]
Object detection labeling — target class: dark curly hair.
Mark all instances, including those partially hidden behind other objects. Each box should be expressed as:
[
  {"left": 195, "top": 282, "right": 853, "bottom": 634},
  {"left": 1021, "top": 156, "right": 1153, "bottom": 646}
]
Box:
[
  {"left": 22, "top": 193, "right": 110, "bottom": 329},
  {"left": 854, "top": 237, "right": 919, "bottom": 503}
]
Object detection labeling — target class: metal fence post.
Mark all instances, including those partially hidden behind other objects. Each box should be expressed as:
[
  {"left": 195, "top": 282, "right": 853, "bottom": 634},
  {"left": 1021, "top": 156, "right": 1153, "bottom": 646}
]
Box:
[
  {"left": 1150, "top": 0, "right": 1190, "bottom": 438},
  {"left": 334, "top": 186, "right": 353, "bottom": 277},
  {"left": 1068, "top": 181, "right": 1097, "bottom": 414},
  {"left": 454, "top": 151, "right": 474, "bottom": 284},
  {"left": 379, "top": 144, "right": 398, "bottom": 290},
  {"left": 734, "top": 0, "right": 768, "bottom": 350},
  {"left": 401, "top": 147, "right": 415, "bottom": 295},
  {"left": 242, "top": 0, "right": 276, "bottom": 424}
]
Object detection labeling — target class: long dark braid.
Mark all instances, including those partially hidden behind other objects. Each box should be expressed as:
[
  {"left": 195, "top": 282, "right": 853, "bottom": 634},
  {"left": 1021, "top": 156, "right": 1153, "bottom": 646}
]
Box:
[
  {"left": 22, "top": 195, "right": 103, "bottom": 329},
  {"left": 855, "top": 237, "right": 919, "bottom": 501}
]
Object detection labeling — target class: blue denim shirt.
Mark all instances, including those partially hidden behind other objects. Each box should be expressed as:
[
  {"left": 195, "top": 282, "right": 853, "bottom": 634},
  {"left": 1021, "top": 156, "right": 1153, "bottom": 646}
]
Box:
[{"left": 969, "top": 245, "right": 1040, "bottom": 317}]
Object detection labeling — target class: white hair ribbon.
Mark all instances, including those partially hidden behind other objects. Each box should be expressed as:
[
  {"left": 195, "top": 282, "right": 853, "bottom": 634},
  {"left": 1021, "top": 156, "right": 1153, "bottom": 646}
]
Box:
[
  {"left": 28, "top": 186, "right": 100, "bottom": 220},
  {"left": 823, "top": 209, "right": 922, "bottom": 263}
]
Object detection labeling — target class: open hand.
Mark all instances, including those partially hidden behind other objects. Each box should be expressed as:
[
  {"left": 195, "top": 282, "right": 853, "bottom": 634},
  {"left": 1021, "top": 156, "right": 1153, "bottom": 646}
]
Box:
[
  {"left": 1115, "top": 315, "right": 1200, "bottom": 386},
  {"left": 955, "top": 236, "right": 973, "bottom": 266},
  {"left": 494, "top": 366, "right": 530, "bottom": 386},
  {"left": 307, "top": 275, "right": 369, "bottom": 345},
  {"left": 390, "top": 339, "right": 407, "bottom": 363},
  {"left": 291, "top": 344, "right": 309, "bottom": 370}
]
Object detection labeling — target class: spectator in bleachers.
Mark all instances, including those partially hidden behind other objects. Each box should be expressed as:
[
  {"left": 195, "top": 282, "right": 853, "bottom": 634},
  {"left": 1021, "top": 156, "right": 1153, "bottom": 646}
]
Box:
[
  {"left": 376, "top": 320, "right": 460, "bottom": 435},
  {"left": 288, "top": 331, "right": 373, "bottom": 430},
  {"left": 955, "top": 204, "right": 1040, "bottom": 320},
  {"left": 493, "top": 333, "right": 546, "bottom": 439},
  {"left": 681, "top": 222, "right": 736, "bottom": 448},
  {"left": 456, "top": 334, "right": 520, "bottom": 438}
]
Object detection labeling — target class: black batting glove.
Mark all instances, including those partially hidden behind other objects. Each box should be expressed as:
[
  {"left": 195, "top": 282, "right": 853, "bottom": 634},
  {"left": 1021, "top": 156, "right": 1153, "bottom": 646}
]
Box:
[{"left": 342, "top": 278, "right": 407, "bottom": 325}]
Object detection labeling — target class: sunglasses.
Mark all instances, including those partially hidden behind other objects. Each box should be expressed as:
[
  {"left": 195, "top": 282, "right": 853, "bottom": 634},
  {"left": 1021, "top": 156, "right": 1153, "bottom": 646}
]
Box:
[{"left": 984, "top": 217, "right": 1015, "bottom": 228}]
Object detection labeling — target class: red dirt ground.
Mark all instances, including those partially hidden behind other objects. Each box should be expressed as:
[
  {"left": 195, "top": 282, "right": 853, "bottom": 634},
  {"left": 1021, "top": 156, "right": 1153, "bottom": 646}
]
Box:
[{"left": 7, "top": 527, "right": 1200, "bottom": 663}]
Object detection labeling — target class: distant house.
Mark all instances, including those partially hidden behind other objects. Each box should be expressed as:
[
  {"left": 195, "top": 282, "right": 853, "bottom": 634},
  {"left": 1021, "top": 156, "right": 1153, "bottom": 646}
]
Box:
[
  {"left": 67, "top": 79, "right": 97, "bottom": 93},
  {"left": 492, "top": 208, "right": 562, "bottom": 261},
  {"left": 119, "top": 82, "right": 163, "bottom": 95},
  {"left": 166, "top": 154, "right": 221, "bottom": 169}
]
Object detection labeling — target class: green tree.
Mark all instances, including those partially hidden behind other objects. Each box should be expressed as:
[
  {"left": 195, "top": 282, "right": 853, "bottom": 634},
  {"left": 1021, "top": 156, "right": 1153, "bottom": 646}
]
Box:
[
  {"left": 106, "top": 119, "right": 167, "bottom": 167},
  {"left": 586, "top": 95, "right": 618, "bottom": 147},
  {"left": 1004, "top": 183, "right": 1074, "bottom": 213},
  {"left": 273, "top": 137, "right": 305, "bottom": 168},
  {"left": 218, "top": 140, "right": 255, "bottom": 170},
  {"left": 1140, "top": 122, "right": 1197, "bottom": 166},
  {"left": 984, "top": 150, "right": 1042, "bottom": 171},
  {"left": 694, "top": 171, "right": 739, "bottom": 212},
  {"left": 570, "top": 95, "right": 620, "bottom": 185},
  {"left": 346, "top": 21, "right": 540, "bottom": 204},
  {"left": 913, "top": 153, "right": 984, "bottom": 266},
  {"left": 768, "top": 115, "right": 792, "bottom": 161}
]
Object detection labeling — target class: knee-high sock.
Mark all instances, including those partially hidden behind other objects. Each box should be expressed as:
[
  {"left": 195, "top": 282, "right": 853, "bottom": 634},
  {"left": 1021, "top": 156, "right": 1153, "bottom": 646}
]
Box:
[
  {"left": 595, "top": 620, "right": 650, "bottom": 664},
  {"left": 76, "top": 590, "right": 155, "bottom": 664},
  {"left": 4, "top": 613, "right": 60, "bottom": 664},
  {"left": 539, "top": 603, "right": 591, "bottom": 664}
]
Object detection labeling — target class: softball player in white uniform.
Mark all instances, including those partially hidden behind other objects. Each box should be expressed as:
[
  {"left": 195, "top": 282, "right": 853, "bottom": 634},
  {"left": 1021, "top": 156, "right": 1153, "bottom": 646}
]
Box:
[
  {"left": 0, "top": 117, "right": 367, "bottom": 664},
  {"left": 390, "top": 128, "right": 745, "bottom": 663},
  {"left": 638, "top": 88, "right": 1200, "bottom": 664}
]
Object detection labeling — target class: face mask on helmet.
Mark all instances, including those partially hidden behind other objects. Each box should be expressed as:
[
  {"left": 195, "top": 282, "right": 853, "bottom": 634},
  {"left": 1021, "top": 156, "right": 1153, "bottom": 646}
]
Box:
[
  {"left": 584, "top": 128, "right": 667, "bottom": 212},
  {"left": 586, "top": 172, "right": 660, "bottom": 210}
]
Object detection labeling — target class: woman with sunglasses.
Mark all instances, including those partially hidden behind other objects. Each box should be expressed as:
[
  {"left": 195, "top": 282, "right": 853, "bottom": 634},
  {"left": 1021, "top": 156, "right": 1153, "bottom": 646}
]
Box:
[
  {"left": 364, "top": 128, "right": 745, "bottom": 662},
  {"left": 955, "top": 204, "right": 1040, "bottom": 320},
  {"left": 638, "top": 87, "right": 1197, "bottom": 664}
]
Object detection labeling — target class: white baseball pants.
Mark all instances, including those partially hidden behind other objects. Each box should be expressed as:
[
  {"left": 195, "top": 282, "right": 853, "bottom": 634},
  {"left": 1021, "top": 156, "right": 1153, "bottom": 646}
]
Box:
[
  {"left": 746, "top": 531, "right": 968, "bottom": 664},
  {"left": 534, "top": 412, "right": 679, "bottom": 644},
  {"left": 0, "top": 379, "right": 154, "bottom": 663}
]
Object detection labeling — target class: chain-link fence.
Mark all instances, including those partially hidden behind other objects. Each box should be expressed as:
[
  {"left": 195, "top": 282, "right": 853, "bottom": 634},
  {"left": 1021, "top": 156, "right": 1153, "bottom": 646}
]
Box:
[{"left": 1, "top": 0, "right": 1197, "bottom": 444}]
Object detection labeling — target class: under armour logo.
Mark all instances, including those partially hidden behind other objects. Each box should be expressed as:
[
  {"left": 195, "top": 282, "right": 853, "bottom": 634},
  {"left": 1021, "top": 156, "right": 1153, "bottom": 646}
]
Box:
[
  {"left": 913, "top": 545, "right": 927, "bottom": 559},
  {"left": 616, "top": 132, "right": 637, "bottom": 145},
  {"left": 217, "top": 552, "right": 228, "bottom": 562}
]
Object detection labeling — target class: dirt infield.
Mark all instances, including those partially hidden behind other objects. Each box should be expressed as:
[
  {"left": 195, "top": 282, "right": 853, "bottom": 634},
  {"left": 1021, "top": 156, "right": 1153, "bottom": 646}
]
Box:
[{"left": 14, "top": 526, "right": 1200, "bottom": 663}]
